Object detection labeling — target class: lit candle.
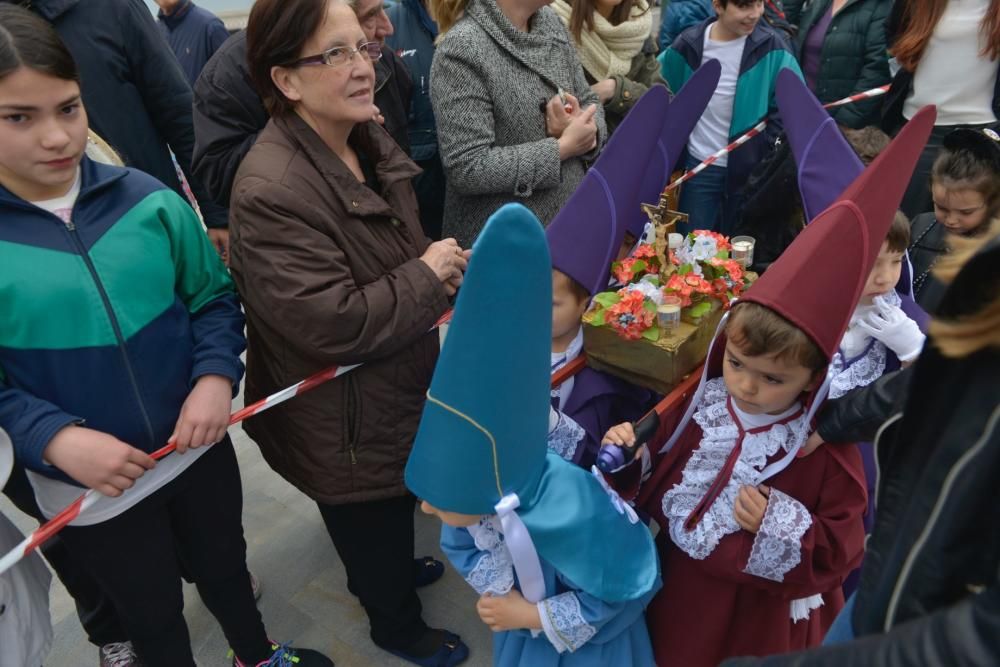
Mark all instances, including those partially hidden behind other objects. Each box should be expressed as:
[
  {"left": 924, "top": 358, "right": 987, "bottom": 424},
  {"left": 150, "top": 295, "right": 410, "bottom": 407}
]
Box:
[
  {"left": 658, "top": 296, "right": 682, "bottom": 333},
  {"left": 730, "top": 236, "right": 755, "bottom": 268}
]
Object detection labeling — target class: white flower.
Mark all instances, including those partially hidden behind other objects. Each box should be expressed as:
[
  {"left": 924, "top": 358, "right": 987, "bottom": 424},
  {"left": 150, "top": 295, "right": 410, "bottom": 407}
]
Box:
[
  {"left": 673, "top": 243, "right": 704, "bottom": 278},
  {"left": 624, "top": 280, "right": 663, "bottom": 305},
  {"left": 691, "top": 235, "right": 719, "bottom": 262}
]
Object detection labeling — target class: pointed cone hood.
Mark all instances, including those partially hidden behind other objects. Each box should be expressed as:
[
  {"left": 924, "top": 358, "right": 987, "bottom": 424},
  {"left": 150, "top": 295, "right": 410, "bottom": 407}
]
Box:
[
  {"left": 626, "top": 60, "right": 722, "bottom": 238},
  {"left": 741, "top": 105, "right": 937, "bottom": 358},
  {"left": 406, "top": 204, "right": 552, "bottom": 514},
  {"left": 776, "top": 69, "right": 865, "bottom": 223},
  {"left": 406, "top": 203, "right": 661, "bottom": 604},
  {"left": 547, "top": 86, "right": 669, "bottom": 295}
]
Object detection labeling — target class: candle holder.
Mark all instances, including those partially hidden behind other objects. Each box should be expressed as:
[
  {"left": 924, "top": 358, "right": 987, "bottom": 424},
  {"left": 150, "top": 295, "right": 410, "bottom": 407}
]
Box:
[
  {"left": 731, "top": 235, "right": 755, "bottom": 269},
  {"left": 657, "top": 296, "right": 683, "bottom": 334}
]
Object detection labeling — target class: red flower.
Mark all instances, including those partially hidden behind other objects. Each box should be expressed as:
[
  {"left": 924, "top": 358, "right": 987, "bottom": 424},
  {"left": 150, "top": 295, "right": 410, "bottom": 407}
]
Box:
[
  {"left": 683, "top": 274, "right": 712, "bottom": 292},
  {"left": 612, "top": 258, "right": 639, "bottom": 284},
  {"left": 664, "top": 274, "right": 694, "bottom": 307},
  {"left": 606, "top": 289, "right": 654, "bottom": 340},
  {"left": 634, "top": 244, "right": 657, "bottom": 260}
]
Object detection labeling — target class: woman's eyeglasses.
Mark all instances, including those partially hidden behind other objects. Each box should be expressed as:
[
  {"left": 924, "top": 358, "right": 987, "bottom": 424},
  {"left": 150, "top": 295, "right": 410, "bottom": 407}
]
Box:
[{"left": 288, "top": 41, "right": 382, "bottom": 69}]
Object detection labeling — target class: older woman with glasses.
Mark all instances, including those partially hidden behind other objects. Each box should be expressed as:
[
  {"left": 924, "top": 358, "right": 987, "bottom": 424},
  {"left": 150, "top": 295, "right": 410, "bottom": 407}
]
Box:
[{"left": 230, "top": 1, "right": 471, "bottom": 665}]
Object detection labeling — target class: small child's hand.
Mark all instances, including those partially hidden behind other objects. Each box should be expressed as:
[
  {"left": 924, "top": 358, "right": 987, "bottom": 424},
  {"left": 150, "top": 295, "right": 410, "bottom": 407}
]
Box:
[
  {"left": 602, "top": 422, "right": 636, "bottom": 447},
  {"left": 476, "top": 589, "right": 542, "bottom": 632},
  {"left": 857, "top": 301, "right": 925, "bottom": 361},
  {"left": 734, "top": 484, "right": 770, "bottom": 534}
]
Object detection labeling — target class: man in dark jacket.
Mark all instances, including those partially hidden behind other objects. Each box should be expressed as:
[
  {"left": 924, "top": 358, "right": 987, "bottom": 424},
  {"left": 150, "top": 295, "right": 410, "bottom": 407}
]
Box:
[
  {"left": 192, "top": 0, "right": 413, "bottom": 212},
  {"left": 154, "top": 0, "right": 230, "bottom": 86},
  {"left": 724, "top": 233, "right": 1000, "bottom": 666},
  {"left": 386, "top": 0, "right": 445, "bottom": 239},
  {"left": 19, "top": 0, "right": 229, "bottom": 247}
]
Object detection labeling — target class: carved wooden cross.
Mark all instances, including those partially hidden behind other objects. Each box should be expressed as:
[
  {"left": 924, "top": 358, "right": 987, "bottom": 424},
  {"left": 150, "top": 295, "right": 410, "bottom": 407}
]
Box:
[{"left": 640, "top": 194, "right": 688, "bottom": 236}]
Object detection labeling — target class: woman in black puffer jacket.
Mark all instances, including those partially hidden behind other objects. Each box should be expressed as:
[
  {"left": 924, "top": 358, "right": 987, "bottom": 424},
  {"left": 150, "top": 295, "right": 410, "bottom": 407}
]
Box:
[{"left": 785, "top": 0, "right": 892, "bottom": 129}]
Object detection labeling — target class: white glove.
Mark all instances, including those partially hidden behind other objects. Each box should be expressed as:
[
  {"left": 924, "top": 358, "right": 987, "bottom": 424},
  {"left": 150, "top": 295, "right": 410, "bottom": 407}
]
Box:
[
  {"left": 548, "top": 405, "right": 559, "bottom": 434},
  {"left": 856, "top": 300, "right": 925, "bottom": 362}
]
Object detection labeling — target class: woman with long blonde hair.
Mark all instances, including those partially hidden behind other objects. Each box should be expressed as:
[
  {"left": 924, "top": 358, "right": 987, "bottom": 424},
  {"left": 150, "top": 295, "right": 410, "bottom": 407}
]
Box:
[{"left": 882, "top": 0, "right": 1000, "bottom": 217}]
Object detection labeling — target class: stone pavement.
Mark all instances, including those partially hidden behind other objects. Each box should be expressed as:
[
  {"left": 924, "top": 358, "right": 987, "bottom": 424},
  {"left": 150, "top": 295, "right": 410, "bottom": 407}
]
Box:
[{"left": 2, "top": 382, "right": 493, "bottom": 667}]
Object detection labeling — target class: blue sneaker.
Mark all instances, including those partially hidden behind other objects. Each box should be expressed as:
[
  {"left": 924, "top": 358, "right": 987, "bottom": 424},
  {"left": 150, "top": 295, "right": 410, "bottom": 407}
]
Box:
[{"left": 231, "top": 641, "right": 334, "bottom": 667}]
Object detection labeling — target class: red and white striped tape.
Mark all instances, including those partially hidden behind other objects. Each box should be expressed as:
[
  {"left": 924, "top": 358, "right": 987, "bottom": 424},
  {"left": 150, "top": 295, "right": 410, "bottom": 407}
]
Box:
[
  {"left": 663, "top": 83, "right": 891, "bottom": 193},
  {"left": 0, "top": 310, "right": 590, "bottom": 575},
  {"left": 0, "top": 310, "right": 462, "bottom": 575}
]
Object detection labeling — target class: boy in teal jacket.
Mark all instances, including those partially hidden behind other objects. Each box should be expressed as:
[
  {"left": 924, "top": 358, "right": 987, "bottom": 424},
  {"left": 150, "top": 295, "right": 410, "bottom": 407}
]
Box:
[{"left": 659, "top": 0, "right": 800, "bottom": 234}]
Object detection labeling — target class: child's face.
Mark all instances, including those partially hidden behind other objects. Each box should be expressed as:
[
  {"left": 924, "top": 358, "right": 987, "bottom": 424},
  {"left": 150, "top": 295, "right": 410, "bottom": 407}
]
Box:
[
  {"left": 420, "top": 500, "right": 483, "bottom": 527},
  {"left": 722, "top": 339, "right": 818, "bottom": 415},
  {"left": 933, "top": 184, "right": 990, "bottom": 235},
  {"left": 0, "top": 67, "right": 87, "bottom": 201},
  {"left": 860, "top": 241, "right": 904, "bottom": 305},
  {"left": 713, "top": 0, "right": 764, "bottom": 38},
  {"left": 552, "top": 271, "right": 589, "bottom": 344}
]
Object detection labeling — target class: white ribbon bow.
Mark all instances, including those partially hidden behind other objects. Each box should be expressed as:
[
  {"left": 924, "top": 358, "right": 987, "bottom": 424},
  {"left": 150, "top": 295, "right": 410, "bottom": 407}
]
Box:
[{"left": 494, "top": 493, "right": 546, "bottom": 603}]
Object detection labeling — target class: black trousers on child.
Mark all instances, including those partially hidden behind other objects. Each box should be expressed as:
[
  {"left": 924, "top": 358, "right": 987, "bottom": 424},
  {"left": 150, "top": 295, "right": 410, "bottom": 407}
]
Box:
[
  {"left": 317, "top": 493, "right": 428, "bottom": 651},
  {"left": 60, "top": 437, "right": 272, "bottom": 667}
]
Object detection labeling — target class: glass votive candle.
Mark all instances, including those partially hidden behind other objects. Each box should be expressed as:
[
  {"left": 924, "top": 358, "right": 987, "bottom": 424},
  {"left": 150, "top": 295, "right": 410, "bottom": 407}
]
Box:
[
  {"left": 731, "top": 235, "right": 755, "bottom": 268},
  {"left": 657, "top": 296, "right": 683, "bottom": 333}
]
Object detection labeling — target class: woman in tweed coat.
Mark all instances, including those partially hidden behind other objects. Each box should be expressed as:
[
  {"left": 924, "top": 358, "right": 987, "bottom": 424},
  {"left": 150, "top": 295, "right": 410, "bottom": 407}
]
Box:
[{"left": 430, "top": 0, "right": 608, "bottom": 247}]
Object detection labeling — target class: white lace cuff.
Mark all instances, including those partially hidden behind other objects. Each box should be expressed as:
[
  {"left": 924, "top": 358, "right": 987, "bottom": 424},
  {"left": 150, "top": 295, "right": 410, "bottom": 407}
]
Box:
[
  {"left": 743, "top": 489, "right": 812, "bottom": 582},
  {"left": 547, "top": 411, "right": 586, "bottom": 462},
  {"left": 465, "top": 522, "right": 516, "bottom": 596},
  {"left": 537, "top": 592, "right": 597, "bottom": 653},
  {"left": 790, "top": 594, "right": 824, "bottom": 622}
]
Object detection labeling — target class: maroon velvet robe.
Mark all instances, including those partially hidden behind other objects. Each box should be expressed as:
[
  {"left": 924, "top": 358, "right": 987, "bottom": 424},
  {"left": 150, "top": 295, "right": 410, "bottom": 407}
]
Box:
[{"left": 613, "top": 407, "right": 867, "bottom": 666}]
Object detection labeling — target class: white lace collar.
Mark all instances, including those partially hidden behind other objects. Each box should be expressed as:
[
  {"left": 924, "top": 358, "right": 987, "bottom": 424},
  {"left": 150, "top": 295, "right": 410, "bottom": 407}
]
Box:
[
  {"left": 829, "top": 342, "right": 887, "bottom": 400},
  {"left": 662, "top": 378, "right": 811, "bottom": 560}
]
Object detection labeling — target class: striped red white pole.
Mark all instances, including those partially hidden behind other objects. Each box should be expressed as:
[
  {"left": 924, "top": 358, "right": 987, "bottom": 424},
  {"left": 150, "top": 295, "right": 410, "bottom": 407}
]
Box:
[{"left": 663, "top": 83, "right": 891, "bottom": 193}]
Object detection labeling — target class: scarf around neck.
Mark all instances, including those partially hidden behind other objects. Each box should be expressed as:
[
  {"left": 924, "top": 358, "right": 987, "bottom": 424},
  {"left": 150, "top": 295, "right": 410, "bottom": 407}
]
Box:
[{"left": 550, "top": 0, "right": 652, "bottom": 80}]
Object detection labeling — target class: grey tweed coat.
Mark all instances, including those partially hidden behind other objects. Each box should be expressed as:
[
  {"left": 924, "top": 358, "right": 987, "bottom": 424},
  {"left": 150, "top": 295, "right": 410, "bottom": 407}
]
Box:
[{"left": 430, "top": 0, "right": 607, "bottom": 248}]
